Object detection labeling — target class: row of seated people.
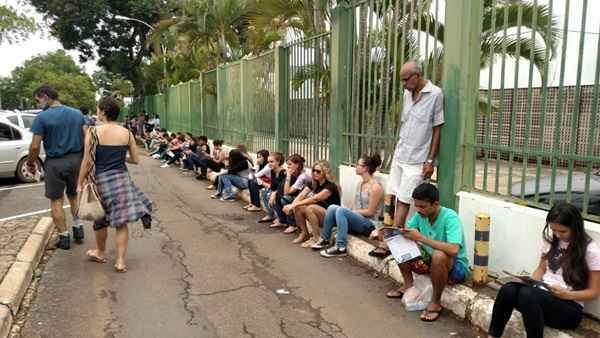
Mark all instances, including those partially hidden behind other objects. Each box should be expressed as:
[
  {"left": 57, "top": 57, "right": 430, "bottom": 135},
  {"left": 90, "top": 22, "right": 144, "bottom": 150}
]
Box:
[{"left": 142, "top": 130, "right": 600, "bottom": 333}]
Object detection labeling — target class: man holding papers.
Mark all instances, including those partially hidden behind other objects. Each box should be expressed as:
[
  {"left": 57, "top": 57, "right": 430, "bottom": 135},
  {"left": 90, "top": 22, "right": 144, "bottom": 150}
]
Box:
[{"left": 386, "top": 183, "right": 469, "bottom": 322}]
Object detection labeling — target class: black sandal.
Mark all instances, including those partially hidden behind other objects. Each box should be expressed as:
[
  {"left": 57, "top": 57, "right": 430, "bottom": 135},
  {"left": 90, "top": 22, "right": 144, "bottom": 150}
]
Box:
[{"left": 368, "top": 247, "right": 391, "bottom": 258}]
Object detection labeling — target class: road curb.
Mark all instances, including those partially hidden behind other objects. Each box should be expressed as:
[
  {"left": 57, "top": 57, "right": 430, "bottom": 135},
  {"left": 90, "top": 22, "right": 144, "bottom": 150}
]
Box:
[
  {"left": 0, "top": 217, "right": 54, "bottom": 338},
  {"left": 207, "top": 172, "right": 592, "bottom": 337}
]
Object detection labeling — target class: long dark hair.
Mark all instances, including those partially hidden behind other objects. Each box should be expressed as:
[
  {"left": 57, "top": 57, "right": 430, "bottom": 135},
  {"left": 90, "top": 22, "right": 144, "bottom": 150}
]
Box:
[{"left": 542, "top": 202, "right": 591, "bottom": 290}]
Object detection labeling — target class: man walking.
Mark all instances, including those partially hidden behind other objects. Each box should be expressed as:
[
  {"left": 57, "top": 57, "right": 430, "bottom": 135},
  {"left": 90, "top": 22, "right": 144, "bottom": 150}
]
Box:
[
  {"left": 27, "top": 85, "right": 88, "bottom": 249},
  {"left": 369, "top": 60, "right": 444, "bottom": 257}
]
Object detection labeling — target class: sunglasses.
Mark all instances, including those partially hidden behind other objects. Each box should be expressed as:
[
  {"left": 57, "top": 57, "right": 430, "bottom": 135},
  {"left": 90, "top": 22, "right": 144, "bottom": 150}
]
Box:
[
  {"left": 312, "top": 169, "right": 322, "bottom": 174},
  {"left": 401, "top": 73, "right": 416, "bottom": 82}
]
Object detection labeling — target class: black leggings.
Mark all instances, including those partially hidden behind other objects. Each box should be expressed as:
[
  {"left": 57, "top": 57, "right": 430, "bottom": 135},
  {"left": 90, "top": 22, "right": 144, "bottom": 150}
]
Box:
[
  {"left": 248, "top": 180, "right": 262, "bottom": 207},
  {"left": 488, "top": 282, "right": 582, "bottom": 338}
]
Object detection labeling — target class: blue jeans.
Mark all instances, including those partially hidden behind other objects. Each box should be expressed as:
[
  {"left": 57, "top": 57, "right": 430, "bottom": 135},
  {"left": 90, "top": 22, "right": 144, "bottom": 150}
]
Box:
[
  {"left": 217, "top": 174, "right": 249, "bottom": 199},
  {"left": 272, "top": 195, "right": 296, "bottom": 225},
  {"left": 321, "top": 205, "right": 376, "bottom": 249},
  {"left": 260, "top": 189, "right": 275, "bottom": 218}
]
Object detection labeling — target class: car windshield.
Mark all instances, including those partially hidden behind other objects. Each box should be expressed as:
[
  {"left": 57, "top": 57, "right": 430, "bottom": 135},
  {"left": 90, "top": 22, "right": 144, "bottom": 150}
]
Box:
[
  {"left": 22, "top": 115, "right": 35, "bottom": 129},
  {"left": 6, "top": 115, "right": 18, "bottom": 126}
]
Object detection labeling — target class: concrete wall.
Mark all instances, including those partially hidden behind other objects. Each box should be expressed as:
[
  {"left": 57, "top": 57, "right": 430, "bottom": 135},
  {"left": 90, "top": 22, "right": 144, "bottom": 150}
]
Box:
[{"left": 337, "top": 165, "right": 600, "bottom": 317}]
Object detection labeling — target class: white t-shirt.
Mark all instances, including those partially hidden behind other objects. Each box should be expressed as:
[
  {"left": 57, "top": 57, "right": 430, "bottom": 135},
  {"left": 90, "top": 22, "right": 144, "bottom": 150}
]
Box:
[{"left": 541, "top": 240, "right": 600, "bottom": 306}]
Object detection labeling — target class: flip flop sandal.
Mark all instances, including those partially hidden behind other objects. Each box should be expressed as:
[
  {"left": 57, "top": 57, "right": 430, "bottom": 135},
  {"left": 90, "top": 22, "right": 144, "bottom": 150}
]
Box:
[
  {"left": 258, "top": 217, "right": 275, "bottom": 223},
  {"left": 247, "top": 206, "right": 262, "bottom": 212},
  {"left": 368, "top": 247, "right": 391, "bottom": 258},
  {"left": 269, "top": 223, "right": 285, "bottom": 228},
  {"left": 86, "top": 250, "right": 107, "bottom": 264},
  {"left": 283, "top": 226, "right": 298, "bottom": 234},
  {"left": 385, "top": 288, "right": 405, "bottom": 299},
  {"left": 420, "top": 308, "right": 443, "bottom": 322}
]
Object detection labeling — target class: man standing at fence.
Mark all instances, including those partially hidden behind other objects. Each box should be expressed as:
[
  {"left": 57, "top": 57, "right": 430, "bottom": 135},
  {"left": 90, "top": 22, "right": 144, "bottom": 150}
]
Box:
[
  {"left": 26, "top": 85, "right": 88, "bottom": 250},
  {"left": 369, "top": 60, "right": 444, "bottom": 260}
]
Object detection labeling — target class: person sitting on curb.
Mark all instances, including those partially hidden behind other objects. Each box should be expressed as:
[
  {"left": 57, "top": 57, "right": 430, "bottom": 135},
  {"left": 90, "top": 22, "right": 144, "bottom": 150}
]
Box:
[
  {"left": 312, "top": 154, "right": 383, "bottom": 257},
  {"left": 271, "top": 154, "right": 311, "bottom": 233},
  {"left": 260, "top": 152, "right": 285, "bottom": 224},
  {"left": 386, "top": 183, "right": 469, "bottom": 322},
  {"left": 197, "top": 139, "right": 224, "bottom": 182},
  {"left": 245, "top": 149, "right": 271, "bottom": 212},
  {"left": 488, "top": 202, "right": 600, "bottom": 338},
  {"left": 283, "top": 160, "right": 340, "bottom": 246},
  {"left": 210, "top": 149, "right": 251, "bottom": 201}
]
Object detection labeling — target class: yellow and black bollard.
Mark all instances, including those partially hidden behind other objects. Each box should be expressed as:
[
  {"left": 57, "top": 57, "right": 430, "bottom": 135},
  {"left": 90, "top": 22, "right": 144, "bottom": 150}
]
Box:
[{"left": 473, "top": 213, "right": 490, "bottom": 285}]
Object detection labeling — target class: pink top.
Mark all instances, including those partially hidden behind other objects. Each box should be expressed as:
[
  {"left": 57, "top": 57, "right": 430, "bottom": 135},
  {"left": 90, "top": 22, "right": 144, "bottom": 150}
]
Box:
[{"left": 541, "top": 240, "right": 600, "bottom": 306}]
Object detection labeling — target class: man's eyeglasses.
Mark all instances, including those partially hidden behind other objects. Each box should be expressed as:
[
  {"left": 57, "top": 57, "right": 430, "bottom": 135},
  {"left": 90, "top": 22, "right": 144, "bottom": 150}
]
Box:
[{"left": 401, "top": 73, "right": 416, "bottom": 82}]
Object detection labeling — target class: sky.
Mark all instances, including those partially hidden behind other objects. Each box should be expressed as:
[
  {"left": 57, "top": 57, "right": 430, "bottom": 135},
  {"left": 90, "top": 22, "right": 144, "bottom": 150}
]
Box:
[{"left": 0, "top": 0, "right": 99, "bottom": 78}]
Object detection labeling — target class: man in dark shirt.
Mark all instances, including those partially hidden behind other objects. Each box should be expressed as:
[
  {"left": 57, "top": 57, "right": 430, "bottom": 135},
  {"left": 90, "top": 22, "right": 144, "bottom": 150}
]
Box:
[{"left": 27, "top": 85, "right": 87, "bottom": 250}]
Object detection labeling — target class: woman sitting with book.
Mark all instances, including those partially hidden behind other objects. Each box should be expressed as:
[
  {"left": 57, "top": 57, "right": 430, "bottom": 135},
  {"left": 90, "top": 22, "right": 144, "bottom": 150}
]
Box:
[{"left": 488, "top": 202, "right": 600, "bottom": 338}]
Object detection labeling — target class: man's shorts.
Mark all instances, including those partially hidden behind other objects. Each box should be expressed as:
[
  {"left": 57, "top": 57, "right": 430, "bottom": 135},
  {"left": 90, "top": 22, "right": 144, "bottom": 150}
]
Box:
[
  {"left": 386, "top": 162, "right": 424, "bottom": 204},
  {"left": 44, "top": 153, "right": 82, "bottom": 200},
  {"left": 407, "top": 247, "right": 468, "bottom": 285}
]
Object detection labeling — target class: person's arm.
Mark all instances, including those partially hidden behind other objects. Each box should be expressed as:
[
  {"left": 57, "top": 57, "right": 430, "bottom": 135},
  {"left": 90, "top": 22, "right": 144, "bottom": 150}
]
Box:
[
  {"left": 423, "top": 92, "right": 444, "bottom": 178},
  {"left": 255, "top": 164, "right": 271, "bottom": 179},
  {"left": 126, "top": 131, "right": 140, "bottom": 164},
  {"left": 401, "top": 214, "right": 461, "bottom": 257},
  {"left": 283, "top": 174, "right": 299, "bottom": 195},
  {"left": 531, "top": 256, "right": 547, "bottom": 281},
  {"left": 26, "top": 135, "right": 43, "bottom": 170},
  {"left": 549, "top": 272, "right": 600, "bottom": 302},
  {"left": 291, "top": 188, "right": 332, "bottom": 209},
  {"left": 77, "top": 132, "right": 93, "bottom": 187},
  {"left": 354, "top": 182, "right": 383, "bottom": 218},
  {"left": 283, "top": 186, "right": 312, "bottom": 214}
]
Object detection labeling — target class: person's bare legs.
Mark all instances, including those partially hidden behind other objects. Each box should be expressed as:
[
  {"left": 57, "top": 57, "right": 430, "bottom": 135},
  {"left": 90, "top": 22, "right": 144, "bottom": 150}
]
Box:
[
  {"left": 293, "top": 206, "right": 310, "bottom": 244},
  {"left": 50, "top": 198, "right": 67, "bottom": 233},
  {"left": 375, "top": 197, "right": 411, "bottom": 248},
  {"left": 306, "top": 205, "right": 326, "bottom": 239},
  {"left": 422, "top": 250, "right": 453, "bottom": 321},
  {"left": 66, "top": 194, "right": 79, "bottom": 220},
  {"left": 114, "top": 225, "right": 129, "bottom": 271},
  {"left": 87, "top": 227, "right": 108, "bottom": 262},
  {"left": 386, "top": 261, "right": 414, "bottom": 297}
]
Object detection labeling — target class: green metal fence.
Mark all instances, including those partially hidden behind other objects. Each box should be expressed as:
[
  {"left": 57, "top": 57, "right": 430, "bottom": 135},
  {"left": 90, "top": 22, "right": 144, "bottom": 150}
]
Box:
[
  {"left": 472, "top": 0, "right": 600, "bottom": 221},
  {"left": 130, "top": 0, "right": 600, "bottom": 220}
]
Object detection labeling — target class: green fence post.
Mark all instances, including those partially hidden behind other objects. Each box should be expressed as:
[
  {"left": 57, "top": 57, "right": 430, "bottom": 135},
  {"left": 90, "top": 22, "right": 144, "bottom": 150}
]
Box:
[
  {"left": 275, "top": 46, "right": 289, "bottom": 156},
  {"left": 330, "top": 4, "right": 354, "bottom": 177},
  {"left": 217, "top": 66, "right": 226, "bottom": 140},
  {"left": 438, "top": 0, "right": 482, "bottom": 209},
  {"left": 240, "top": 59, "right": 249, "bottom": 145},
  {"left": 199, "top": 73, "right": 205, "bottom": 135}
]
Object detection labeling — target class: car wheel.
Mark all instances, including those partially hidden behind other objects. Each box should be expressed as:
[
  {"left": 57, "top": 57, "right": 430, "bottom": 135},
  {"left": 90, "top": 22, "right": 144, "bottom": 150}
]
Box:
[{"left": 16, "top": 157, "right": 44, "bottom": 183}]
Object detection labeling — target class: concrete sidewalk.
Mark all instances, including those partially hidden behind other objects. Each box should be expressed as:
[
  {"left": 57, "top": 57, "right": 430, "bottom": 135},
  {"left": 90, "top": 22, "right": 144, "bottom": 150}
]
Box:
[{"left": 0, "top": 217, "right": 54, "bottom": 338}]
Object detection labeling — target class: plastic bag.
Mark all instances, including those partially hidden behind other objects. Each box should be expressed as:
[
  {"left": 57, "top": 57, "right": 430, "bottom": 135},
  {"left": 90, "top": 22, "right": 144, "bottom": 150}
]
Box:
[{"left": 401, "top": 274, "right": 433, "bottom": 311}]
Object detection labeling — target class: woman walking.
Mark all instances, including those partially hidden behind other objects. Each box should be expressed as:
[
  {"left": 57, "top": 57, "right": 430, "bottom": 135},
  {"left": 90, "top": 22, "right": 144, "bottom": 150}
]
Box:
[{"left": 78, "top": 96, "right": 152, "bottom": 272}]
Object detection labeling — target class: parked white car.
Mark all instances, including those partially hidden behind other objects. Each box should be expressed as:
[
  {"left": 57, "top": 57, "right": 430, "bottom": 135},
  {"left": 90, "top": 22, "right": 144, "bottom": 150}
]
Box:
[
  {"left": 0, "top": 116, "right": 45, "bottom": 182},
  {"left": 0, "top": 111, "right": 39, "bottom": 130}
]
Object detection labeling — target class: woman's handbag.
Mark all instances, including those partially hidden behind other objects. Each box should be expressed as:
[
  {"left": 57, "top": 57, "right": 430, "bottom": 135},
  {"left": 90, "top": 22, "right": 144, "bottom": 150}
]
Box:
[{"left": 76, "top": 127, "right": 106, "bottom": 221}]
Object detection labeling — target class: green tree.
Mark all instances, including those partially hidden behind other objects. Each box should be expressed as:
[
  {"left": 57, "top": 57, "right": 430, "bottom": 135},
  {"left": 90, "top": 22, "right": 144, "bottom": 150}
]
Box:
[
  {"left": 92, "top": 70, "right": 134, "bottom": 98},
  {"left": 0, "top": 2, "right": 37, "bottom": 44},
  {"left": 0, "top": 50, "right": 96, "bottom": 110},
  {"left": 28, "top": 0, "right": 176, "bottom": 94}
]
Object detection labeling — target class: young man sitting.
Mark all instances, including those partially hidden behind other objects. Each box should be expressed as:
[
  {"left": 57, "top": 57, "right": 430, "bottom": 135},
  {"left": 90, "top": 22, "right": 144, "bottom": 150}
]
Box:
[{"left": 386, "top": 183, "right": 469, "bottom": 322}]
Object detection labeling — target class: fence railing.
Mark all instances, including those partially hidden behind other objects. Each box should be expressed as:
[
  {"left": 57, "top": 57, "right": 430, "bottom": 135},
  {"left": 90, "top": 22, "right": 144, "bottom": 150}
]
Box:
[{"left": 130, "top": 0, "right": 600, "bottom": 221}]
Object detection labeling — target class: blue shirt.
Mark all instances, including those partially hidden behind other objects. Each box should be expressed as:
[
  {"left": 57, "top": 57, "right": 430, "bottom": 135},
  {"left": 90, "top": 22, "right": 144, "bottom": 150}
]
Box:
[
  {"left": 407, "top": 207, "right": 469, "bottom": 271},
  {"left": 31, "top": 105, "right": 86, "bottom": 158}
]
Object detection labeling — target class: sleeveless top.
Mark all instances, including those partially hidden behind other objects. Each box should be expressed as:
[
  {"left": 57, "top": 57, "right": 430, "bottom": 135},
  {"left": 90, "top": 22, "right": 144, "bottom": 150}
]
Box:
[
  {"left": 356, "top": 180, "right": 383, "bottom": 223},
  {"left": 95, "top": 131, "right": 130, "bottom": 174}
]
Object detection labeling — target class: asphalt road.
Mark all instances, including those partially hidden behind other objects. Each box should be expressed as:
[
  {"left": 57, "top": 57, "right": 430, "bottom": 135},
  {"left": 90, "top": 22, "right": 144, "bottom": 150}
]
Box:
[{"left": 10, "top": 156, "right": 482, "bottom": 338}]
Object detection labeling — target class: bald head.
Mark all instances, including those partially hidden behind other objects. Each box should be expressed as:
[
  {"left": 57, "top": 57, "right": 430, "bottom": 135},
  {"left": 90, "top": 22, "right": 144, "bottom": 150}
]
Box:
[{"left": 400, "top": 60, "right": 422, "bottom": 77}]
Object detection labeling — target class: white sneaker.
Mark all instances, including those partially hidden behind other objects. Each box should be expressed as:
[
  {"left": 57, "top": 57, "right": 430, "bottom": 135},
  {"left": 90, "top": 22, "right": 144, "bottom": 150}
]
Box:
[
  {"left": 152, "top": 154, "right": 160, "bottom": 159},
  {"left": 160, "top": 164, "right": 170, "bottom": 168}
]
